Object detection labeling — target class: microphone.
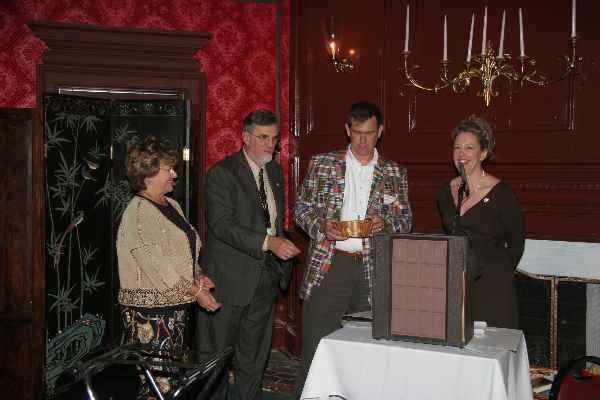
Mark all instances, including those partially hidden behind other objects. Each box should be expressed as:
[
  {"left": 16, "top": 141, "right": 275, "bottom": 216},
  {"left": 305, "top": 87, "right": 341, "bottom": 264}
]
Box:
[{"left": 457, "top": 162, "right": 470, "bottom": 197}]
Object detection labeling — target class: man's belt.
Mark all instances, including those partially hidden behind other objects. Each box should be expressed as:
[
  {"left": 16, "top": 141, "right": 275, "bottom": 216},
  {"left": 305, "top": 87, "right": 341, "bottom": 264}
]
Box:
[{"left": 333, "top": 248, "right": 362, "bottom": 260}]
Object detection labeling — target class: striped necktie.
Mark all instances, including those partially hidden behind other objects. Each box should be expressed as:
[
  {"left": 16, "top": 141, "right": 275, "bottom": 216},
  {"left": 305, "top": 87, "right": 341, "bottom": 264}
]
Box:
[{"left": 258, "top": 168, "right": 271, "bottom": 228}]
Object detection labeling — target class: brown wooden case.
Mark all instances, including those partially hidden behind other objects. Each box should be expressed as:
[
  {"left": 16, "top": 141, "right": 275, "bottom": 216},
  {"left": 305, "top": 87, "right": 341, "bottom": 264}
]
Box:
[{"left": 372, "top": 233, "right": 474, "bottom": 347}]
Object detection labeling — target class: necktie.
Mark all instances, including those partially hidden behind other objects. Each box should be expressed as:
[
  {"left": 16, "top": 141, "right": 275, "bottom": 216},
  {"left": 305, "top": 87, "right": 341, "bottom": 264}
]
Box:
[{"left": 258, "top": 168, "right": 271, "bottom": 228}]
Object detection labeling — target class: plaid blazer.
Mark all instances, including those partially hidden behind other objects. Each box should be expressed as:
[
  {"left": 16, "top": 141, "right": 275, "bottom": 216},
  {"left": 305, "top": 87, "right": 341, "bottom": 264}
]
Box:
[{"left": 294, "top": 149, "right": 412, "bottom": 300}]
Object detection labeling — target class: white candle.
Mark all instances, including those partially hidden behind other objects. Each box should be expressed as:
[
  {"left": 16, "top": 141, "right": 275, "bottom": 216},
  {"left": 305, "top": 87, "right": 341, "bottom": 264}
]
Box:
[
  {"left": 519, "top": 8, "right": 525, "bottom": 57},
  {"left": 443, "top": 15, "right": 448, "bottom": 62},
  {"left": 467, "top": 13, "right": 474, "bottom": 63},
  {"left": 330, "top": 16, "right": 335, "bottom": 37},
  {"left": 572, "top": 0, "right": 576, "bottom": 38},
  {"left": 404, "top": 4, "right": 410, "bottom": 52},
  {"left": 498, "top": 10, "right": 506, "bottom": 58},
  {"left": 329, "top": 40, "right": 336, "bottom": 60},
  {"left": 481, "top": 6, "right": 487, "bottom": 54}
]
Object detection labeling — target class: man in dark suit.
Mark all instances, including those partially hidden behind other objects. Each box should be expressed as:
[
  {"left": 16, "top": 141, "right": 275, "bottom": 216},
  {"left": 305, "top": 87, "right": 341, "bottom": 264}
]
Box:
[{"left": 198, "top": 109, "right": 300, "bottom": 400}]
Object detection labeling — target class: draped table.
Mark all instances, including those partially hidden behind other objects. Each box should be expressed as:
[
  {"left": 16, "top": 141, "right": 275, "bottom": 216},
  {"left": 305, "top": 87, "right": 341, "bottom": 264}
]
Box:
[
  {"left": 516, "top": 239, "right": 600, "bottom": 369},
  {"left": 301, "top": 323, "right": 533, "bottom": 400}
]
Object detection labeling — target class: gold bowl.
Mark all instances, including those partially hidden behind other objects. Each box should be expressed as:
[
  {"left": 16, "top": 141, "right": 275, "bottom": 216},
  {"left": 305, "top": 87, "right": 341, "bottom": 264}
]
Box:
[{"left": 336, "top": 219, "right": 373, "bottom": 238}]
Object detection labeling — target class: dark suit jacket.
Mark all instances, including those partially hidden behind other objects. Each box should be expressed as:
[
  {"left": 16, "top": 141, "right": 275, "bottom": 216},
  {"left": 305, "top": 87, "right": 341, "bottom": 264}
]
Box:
[{"left": 203, "top": 150, "right": 291, "bottom": 306}]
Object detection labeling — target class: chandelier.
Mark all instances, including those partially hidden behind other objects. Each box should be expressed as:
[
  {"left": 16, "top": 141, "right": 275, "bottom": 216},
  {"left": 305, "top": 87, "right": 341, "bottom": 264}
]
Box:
[{"left": 401, "top": 2, "right": 581, "bottom": 107}]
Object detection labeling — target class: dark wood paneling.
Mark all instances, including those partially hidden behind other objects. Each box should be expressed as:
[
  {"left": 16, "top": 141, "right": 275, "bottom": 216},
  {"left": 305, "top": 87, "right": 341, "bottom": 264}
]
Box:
[
  {"left": 0, "top": 109, "right": 33, "bottom": 324},
  {"left": 0, "top": 324, "right": 34, "bottom": 398},
  {"left": 0, "top": 108, "right": 41, "bottom": 400},
  {"left": 407, "top": 162, "right": 600, "bottom": 242},
  {"left": 293, "top": 0, "right": 600, "bottom": 242},
  {"left": 295, "top": 0, "right": 387, "bottom": 161},
  {"left": 291, "top": 0, "right": 600, "bottom": 367},
  {"left": 270, "top": 228, "right": 306, "bottom": 357},
  {"left": 282, "top": 229, "right": 308, "bottom": 357}
]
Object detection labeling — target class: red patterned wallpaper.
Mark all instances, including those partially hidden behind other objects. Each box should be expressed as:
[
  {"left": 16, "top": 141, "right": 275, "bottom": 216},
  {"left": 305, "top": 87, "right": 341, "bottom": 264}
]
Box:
[{"left": 0, "top": 0, "right": 291, "bottom": 222}]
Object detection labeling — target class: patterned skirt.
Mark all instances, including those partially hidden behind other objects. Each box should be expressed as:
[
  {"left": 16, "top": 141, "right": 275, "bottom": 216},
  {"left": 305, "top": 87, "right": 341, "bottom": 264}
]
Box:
[
  {"left": 121, "top": 304, "right": 190, "bottom": 354},
  {"left": 120, "top": 304, "right": 191, "bottom": 398}
]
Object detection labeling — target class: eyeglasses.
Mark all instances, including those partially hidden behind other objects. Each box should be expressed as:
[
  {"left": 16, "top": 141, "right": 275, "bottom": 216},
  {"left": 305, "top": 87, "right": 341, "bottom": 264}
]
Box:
[
  {"left": 250, "top": 133, "right": 280, "bottom": 146},
  {"left": 159, "top": 166, "right": 177, "bottom": 175}
]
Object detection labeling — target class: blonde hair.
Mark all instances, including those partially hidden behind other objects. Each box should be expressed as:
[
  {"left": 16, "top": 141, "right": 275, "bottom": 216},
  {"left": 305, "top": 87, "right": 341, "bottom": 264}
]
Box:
[{"left": 451, "top": 115, "right": 496, "bottom": 161}]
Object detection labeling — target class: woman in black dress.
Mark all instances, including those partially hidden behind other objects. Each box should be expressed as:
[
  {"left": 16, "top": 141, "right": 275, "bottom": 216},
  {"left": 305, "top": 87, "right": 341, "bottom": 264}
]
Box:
[{"left": 437, "top": 115, "right": 525, "bottom": 329}]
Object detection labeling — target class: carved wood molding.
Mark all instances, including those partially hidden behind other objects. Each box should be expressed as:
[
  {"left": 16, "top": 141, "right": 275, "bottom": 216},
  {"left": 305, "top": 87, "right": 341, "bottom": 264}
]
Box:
[{"left": 28, "top": 21, "right": 211, "bottom": 74}]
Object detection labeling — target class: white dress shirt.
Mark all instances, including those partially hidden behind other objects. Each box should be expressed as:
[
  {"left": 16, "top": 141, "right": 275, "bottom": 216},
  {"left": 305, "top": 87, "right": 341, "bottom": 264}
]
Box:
[{"left": 335, "top": 147, "right": 378, "bottom": 252}]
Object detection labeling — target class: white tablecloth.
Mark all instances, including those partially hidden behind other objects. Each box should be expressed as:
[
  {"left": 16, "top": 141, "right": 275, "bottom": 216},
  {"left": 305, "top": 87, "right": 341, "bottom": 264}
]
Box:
[
  {"left": 301, "top": 323, "right": 533, "bottom": 400},
  {"left": 517, "top": 239, "right": 600, "bottom": 280},
  {"left": 516, "top": 239, "right": 600, "bottom": 356}
]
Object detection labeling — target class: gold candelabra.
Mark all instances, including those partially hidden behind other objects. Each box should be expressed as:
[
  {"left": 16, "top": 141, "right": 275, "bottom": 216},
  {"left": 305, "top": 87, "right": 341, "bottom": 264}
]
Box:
[
  {"left": 400, "top": 3, "right": 582, "bottom": 107},
  {"left": 401, "top": 37, "right": 580, "bottom": 107}
]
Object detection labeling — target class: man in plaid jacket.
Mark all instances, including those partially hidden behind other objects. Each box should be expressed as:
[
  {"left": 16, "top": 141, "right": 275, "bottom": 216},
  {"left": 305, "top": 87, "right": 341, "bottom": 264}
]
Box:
[{"left": 294, "top": 101, "right": 412, "bottom": 393}]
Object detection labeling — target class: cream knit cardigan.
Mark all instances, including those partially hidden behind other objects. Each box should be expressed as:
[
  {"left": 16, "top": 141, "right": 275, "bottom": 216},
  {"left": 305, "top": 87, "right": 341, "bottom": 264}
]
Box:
[{"left": 116, "top": 196, "right": 201, "bottom": 308}]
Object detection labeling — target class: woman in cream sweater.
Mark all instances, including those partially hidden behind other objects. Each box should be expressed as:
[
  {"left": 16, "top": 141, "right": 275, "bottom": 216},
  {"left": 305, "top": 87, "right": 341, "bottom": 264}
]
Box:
[{"left": 117, "top": 136, "right": 219, "bottom": 356}]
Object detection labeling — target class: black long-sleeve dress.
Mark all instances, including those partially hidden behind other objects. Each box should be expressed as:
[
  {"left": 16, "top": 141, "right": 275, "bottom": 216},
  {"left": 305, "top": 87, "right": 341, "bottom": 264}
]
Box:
[{"left": 437, "top": 181, "right": 525, "bottom": 328}]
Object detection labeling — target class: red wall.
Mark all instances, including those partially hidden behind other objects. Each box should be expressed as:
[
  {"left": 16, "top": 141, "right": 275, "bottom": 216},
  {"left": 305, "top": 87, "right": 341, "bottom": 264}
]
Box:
[{"left": 0, "top": 0, "right": 291, "bottom": 199}]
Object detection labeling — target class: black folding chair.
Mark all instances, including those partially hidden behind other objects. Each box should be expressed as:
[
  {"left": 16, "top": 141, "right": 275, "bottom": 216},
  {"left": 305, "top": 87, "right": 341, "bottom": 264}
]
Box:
[
  {"left": 50, "top": 345, "right": 234, "bottom": 400},
  {"left": 168, "top": 347, "right": 234, "bottom": 400},
  {"left": 50, "top": 346, "right": 142, "bottom": 400}
]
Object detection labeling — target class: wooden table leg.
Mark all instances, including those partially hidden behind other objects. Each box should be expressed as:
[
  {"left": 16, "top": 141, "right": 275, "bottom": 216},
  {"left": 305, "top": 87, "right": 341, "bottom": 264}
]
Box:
[{"left": 549, "top": 277, "right": 558, "bottom": 370}]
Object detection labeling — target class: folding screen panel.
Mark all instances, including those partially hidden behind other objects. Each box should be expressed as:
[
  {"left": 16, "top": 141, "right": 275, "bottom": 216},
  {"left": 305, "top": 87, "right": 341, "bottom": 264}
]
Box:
[{"left": 43, "top": 94, "right": 189, "bottom": 393}]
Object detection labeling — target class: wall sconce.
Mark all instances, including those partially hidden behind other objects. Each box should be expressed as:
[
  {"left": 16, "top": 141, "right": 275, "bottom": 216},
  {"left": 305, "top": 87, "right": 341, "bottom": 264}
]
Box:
[
  {"left": 328, "top": 16, "right": 356, "bottom": 73},
  {"left": 401, "top": 2, "right": 582, "bottom": 107}
]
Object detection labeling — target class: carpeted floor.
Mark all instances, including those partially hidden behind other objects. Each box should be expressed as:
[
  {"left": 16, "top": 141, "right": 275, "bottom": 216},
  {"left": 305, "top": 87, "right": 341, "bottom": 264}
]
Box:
[
  {"left": 262, "top": 389, "right": 294, "bottom": 400},
  {"left": 262, "top": 349, "right": 298, "bottom": 400}
]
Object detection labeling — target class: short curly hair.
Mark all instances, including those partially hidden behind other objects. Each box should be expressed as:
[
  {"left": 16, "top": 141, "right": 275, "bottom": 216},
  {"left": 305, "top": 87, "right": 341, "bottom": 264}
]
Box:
[
  {"left": 126, "top": 136, "right": 178, "bottom": 192},
  {"left": 451, "top": 115, "right": 496, "bottom": 161}
]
